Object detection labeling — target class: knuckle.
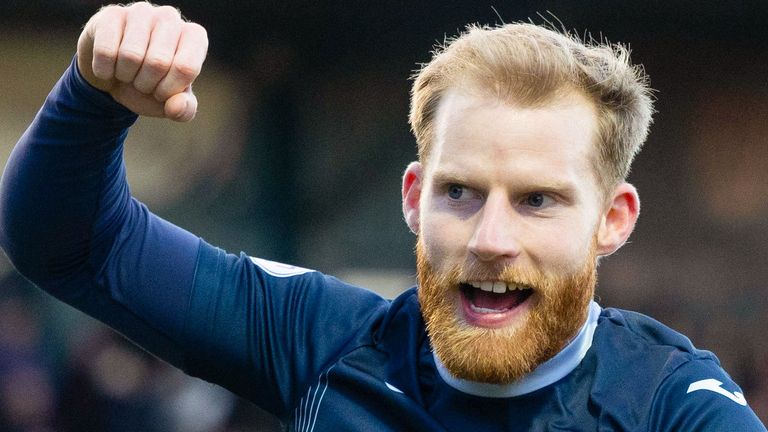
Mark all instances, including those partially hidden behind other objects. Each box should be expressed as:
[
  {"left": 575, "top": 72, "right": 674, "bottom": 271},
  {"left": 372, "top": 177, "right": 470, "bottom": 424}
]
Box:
[
  {"left": 184, "top": 22, "right": 207, "bottom": 38},
  {"left": 153, "top": 87, "right": 172, "bottom": 102},
  {"left": 156, "top": 5, "right": 182, "bottom": 20},
  {"left": 127, "top": 1, "right": 153, "bottom": 12},
  {"left": 98, "top": 4, "right": 123, "bottom": 14},
  {"left": 134, "top": 80, "right": 155, "bottom": 95},
  {"left": 93, "top": 45, "right": 118, "bottom": 62},
  {"left": 144, "top": 55, "right": 172, "bottom": 73},
  {"left": 92, "top": 63, "right": 113, "bottom": 80},
  {"left": 118, "top": 47, "right": 145, "bottom": 65},
  {"left": 94, "top": 5, "right": 125, "bottom": 24},
  {"left": 152, "top": 89, "right": 171, "bottom": 103},
  {"left": 173, "top": 61, "right": 201, "bottom": 80}
]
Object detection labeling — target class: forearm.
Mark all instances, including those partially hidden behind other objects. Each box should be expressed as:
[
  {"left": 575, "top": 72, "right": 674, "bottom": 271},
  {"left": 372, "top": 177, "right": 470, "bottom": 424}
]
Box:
[
  {"left": 0, "top": 58, "right": 137, "bottom": 283},
  {"left": 0, "top": 59, "right": 199, "bottom": 364}
]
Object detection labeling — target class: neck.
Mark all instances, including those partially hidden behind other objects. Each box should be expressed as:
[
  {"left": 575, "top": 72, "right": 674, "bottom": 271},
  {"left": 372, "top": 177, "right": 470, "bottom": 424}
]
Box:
[{"left": 434, "top": 301, "right": 601, "bottom": 398}]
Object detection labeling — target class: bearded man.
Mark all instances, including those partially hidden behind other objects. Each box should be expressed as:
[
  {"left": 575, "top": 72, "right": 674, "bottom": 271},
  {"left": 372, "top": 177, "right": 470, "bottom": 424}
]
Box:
[{"left": 1, "top": 2, "right": 765, "bottom": 431}]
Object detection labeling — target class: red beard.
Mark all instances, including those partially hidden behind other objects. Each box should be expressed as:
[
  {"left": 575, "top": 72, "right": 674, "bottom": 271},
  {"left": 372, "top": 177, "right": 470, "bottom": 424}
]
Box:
[{"left": 416, "top": 237, "right": 598, "bottom": 384}]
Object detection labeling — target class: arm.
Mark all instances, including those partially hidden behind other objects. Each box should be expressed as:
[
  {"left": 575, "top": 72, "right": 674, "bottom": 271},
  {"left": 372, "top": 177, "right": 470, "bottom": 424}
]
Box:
[
  {"left": 0, "top": 4, "right": 389, "bottom": 417},
  {"left": 0, "top": 3, "right": 207, "bottom": 365}
]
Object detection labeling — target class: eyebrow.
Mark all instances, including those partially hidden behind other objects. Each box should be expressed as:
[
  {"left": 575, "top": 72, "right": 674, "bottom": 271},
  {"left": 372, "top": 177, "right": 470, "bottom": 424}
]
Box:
[
  {"left": 430, "top": 170, "right": 473, "bottom": 187},
  {"left": 429, "top": 169, "right": 578, "bottom": 197}
]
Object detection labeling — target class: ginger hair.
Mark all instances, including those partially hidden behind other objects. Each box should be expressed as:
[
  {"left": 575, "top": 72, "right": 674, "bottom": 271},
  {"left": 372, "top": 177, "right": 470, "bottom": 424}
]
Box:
[{"left": 409, "top": 23, "right": 654, "bottom": 192}]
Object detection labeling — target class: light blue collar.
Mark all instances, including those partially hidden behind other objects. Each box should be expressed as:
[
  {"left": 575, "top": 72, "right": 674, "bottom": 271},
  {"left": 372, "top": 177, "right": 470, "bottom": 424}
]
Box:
[{"left": 434, "top": 301, "right": 601, "bottom": 398}]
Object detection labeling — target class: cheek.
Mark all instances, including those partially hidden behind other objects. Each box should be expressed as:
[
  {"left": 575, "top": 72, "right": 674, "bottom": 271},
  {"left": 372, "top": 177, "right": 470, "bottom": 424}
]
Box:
[
  {"left": 525, "top": 218, "right": 596, "bottom": 269},
  {"left": 419, "top": 213, "right": 473, "bottom": 269}
]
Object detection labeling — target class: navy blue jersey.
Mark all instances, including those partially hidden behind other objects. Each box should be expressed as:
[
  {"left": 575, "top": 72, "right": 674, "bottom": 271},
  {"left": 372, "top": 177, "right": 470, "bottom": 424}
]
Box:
[{"left": 1, "top": 60, "right": 765, "bottom": 431}]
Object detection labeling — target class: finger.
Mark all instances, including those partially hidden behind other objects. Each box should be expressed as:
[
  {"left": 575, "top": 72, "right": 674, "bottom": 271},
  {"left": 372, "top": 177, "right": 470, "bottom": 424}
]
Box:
[
  {"left": 154, "top": 22, "right": 208, "bottom": 102},
  {"left": 114, "top": 2, "right": 155, "bottom": 83},
  {"left": 110, "top": 83, "right": 165, "bottom": 118},
  {"left": 164, "top": 86, "right": 198, "bottom": 122},
  {"left": 133, "top": 8, "right": 183, "bottom": 94},
  {"left": 90, "top": 6, "right": 127, "bottom": 81}
]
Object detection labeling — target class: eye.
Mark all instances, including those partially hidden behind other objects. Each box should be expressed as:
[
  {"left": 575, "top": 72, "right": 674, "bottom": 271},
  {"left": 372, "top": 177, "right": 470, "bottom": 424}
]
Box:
[
  {"left": 448, "top": 184, "right": 465, "bottom": 200},
  {"left": 525, "top": 192, "right": 547, "bottom": 207}
]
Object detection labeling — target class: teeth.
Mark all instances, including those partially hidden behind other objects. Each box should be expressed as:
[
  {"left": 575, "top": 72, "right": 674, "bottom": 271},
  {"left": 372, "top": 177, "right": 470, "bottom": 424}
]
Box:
[{"left": 466, "top": 281, "right": 529, "bottom": 293}]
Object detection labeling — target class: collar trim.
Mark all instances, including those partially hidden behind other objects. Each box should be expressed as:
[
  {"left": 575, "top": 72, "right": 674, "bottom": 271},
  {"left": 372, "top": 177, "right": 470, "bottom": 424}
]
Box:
[{"left": 434, "top": 301, "right": 600, "bottom": 398}]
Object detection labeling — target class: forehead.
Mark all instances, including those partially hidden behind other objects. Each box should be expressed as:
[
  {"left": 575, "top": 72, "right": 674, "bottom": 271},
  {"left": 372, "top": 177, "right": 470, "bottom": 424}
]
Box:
[{"left": 426, "top": 89, "right": 599, "bottom": 187}]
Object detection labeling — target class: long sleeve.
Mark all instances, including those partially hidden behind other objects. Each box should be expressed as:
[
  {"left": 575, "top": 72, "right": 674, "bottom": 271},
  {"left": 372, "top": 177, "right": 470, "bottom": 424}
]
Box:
[
  {"left": 0, "top": 59, "right": 201, "bottom": 366},
  {"left": 0, "top": 60, "right": 391, "bottom": 419}
]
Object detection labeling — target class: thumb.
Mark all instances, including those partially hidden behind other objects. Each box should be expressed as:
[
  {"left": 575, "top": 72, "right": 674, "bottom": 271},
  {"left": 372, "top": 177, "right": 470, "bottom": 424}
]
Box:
[{"left": 164, "top": 87, "right": 198, "bottom": 122}]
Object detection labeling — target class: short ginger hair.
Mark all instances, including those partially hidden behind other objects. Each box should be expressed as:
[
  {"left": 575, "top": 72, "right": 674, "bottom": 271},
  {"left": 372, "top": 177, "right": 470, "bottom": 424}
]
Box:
[{"left": 409, "top": 23, "right": 654, "bottom": 193}]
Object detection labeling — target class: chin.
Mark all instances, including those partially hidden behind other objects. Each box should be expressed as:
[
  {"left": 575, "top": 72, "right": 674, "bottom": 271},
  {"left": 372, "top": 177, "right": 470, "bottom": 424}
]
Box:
[{"left": 415, "top": 240, "right": 597, "bottom": 384}]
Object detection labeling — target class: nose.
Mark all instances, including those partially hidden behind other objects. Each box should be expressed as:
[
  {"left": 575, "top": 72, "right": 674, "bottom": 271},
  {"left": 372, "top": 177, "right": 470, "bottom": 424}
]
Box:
[{"left": 468, "top": 192, "right": 521, "bottom": 262}]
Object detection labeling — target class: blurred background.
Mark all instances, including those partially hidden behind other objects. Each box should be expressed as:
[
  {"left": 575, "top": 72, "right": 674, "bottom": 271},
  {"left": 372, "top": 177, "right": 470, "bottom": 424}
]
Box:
[{"left": 1, "top": 0, "right": 768, "bottom": 430}]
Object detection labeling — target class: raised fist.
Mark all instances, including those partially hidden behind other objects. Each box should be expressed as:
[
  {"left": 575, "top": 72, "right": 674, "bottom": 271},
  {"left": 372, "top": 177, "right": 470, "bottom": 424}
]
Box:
[{"left": 77, "top": 2, "right": 208, "bottom": 121}]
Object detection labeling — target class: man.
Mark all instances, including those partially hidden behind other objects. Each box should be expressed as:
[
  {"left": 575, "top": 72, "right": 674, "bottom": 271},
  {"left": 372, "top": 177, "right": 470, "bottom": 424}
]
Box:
[{"left": 0, "top": 2, "right": 765, "bottom": 430}]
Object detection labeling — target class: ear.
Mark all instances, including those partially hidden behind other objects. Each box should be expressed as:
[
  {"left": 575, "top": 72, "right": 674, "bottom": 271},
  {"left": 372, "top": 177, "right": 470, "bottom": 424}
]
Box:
[
  {"left": 402, "top": 162, "right": 423, "bottom": 234},
  {"left": 596, "top": 182, "right": 640, "bottom": 256}
]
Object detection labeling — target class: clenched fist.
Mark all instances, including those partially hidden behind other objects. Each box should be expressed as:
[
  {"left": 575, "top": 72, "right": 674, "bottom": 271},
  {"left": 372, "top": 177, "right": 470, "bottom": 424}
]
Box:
[{"left": 77, "top": 2, "right": 208, "bottom": 122}]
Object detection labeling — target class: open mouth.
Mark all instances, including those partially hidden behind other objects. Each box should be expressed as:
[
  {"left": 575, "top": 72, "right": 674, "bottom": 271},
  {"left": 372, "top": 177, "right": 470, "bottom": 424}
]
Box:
[{"left": 459, "top": 281, "right": 534, "bottom": 327}]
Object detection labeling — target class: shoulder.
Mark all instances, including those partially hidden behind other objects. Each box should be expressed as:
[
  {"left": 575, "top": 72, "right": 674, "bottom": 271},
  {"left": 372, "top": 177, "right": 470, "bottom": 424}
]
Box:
[
  {"left": 589, "top": 308, "right": 765, "bottom": 431},
  {"left": 590, "top": 307, "right": 720, "bottom": 400},
  {"left": 373, "top": 287, "right": 424, "bottom": 341},
  {"left": 648, "top": 357, "right": 766, "bottom": 430},
  {"left": 597, "top": 307, "right": 704, "bottom": 352},
  {"left": 594, "top": 307, "right": 716, "bottom": 368},
  {"left": 370, "top": 287, "right": 429, "bottom": 362}
]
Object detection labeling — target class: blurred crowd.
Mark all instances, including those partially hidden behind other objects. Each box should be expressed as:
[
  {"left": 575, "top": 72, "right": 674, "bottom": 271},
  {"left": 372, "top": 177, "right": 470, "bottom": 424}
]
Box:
[{"left": 0, "top": 272, "right": 283, "bottom": 432}]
